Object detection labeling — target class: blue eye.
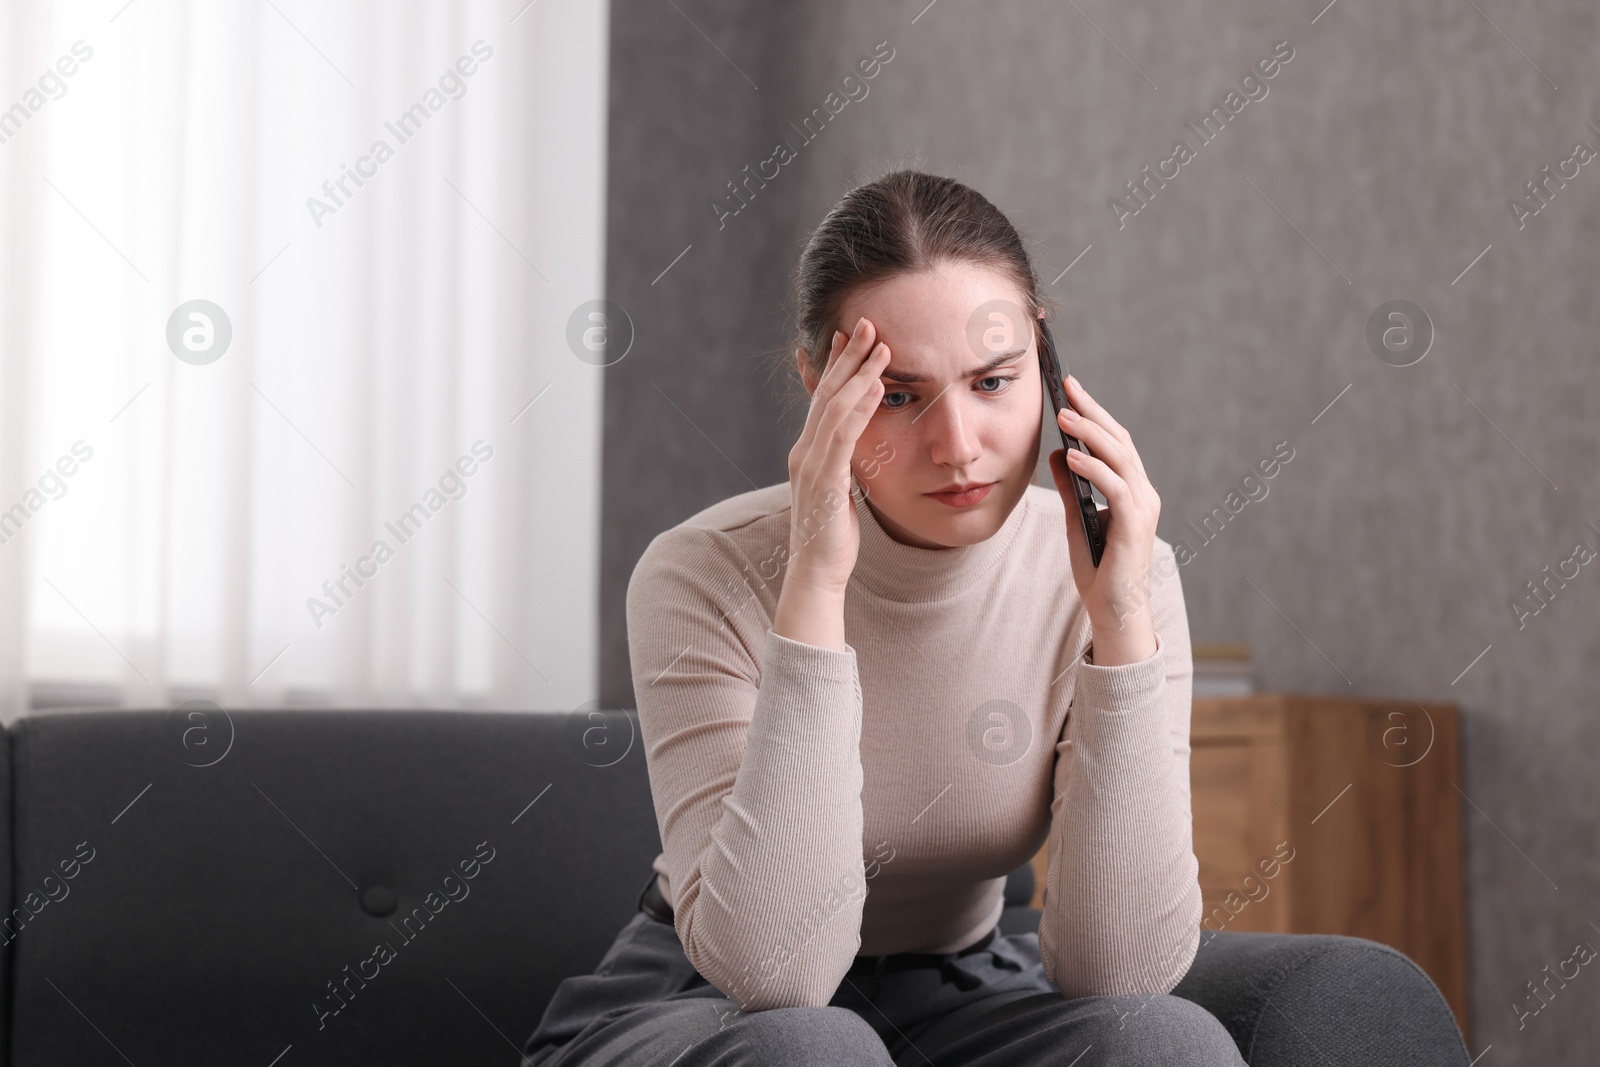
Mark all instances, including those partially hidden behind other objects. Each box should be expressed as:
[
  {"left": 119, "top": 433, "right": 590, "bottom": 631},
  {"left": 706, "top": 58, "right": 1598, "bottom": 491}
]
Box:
[{"left": 880, "top": 374, "right": 1019, "bottom": 411}]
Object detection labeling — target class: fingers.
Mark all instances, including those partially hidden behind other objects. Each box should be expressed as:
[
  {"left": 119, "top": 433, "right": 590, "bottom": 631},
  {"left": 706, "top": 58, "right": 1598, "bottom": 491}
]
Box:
[
  {"left": 818, "top": 316, "right": 879, "bottom": 400},
  {"left": 1050, "top": 448, "right": 1101, "bottom": 587},
  {"left": 813, "top": 346, "right": 887, "bottom": 478},
  {"left": 797, "top": 318, "right": 878, "bottom": 448},
  {"left": 1048, "top": 447, "right": 1086, "bottom": 556},
  {"left": 1057, "top": 406, "right": 1136, "bottom": 482},
  {"left": 1063, "top": 444, "right": 1134, "bottom": 508},
  {"left": 794, "top": 333, "right": 888, "bottom": 485},
  {"left": 1056, "top": 381, "right": 1148, "bottom": 484},
  {"left": 1065, "top": 375, "right": 1130, "bottom": 444}
]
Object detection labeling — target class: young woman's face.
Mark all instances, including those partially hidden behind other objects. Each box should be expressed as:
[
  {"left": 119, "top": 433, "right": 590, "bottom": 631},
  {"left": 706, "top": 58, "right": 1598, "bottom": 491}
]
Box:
[{"left": 801, "top": 260, "right": 1044, "bottom": 549}]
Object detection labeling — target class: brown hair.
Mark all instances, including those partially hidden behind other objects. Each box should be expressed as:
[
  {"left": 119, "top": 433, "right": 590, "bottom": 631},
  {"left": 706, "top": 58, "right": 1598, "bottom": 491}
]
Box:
[{"left": 771, "top": 169, "right": 1050, "bottom": 418}]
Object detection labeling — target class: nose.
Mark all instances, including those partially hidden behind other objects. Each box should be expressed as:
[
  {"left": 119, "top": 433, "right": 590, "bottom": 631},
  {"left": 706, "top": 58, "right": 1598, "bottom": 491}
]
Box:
[{"left": 924, "top": 390, "right": 983, "bottom": 469}]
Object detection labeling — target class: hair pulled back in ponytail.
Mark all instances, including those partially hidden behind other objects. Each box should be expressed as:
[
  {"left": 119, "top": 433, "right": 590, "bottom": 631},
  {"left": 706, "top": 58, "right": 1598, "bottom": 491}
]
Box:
[{"left": 773, "top": 169, "right": 1048, "bottom": 415}]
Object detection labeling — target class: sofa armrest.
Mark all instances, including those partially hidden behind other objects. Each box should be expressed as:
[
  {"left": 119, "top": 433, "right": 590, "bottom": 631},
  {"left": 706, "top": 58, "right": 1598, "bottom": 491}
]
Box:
[{"left": 1171, "top": 930, "right": 1471, "bottom": 1067}]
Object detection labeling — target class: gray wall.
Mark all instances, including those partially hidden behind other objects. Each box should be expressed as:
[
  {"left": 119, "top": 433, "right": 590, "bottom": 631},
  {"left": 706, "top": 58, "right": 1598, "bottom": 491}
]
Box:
[{"left": 603, "top": 2, "right": 1600, "bottom": 1061}]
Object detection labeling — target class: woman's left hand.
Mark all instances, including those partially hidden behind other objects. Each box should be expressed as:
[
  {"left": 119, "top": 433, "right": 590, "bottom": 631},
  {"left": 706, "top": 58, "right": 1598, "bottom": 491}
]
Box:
[{"left": 1045, "top": 373, "right": 1161, "bottom": 667}]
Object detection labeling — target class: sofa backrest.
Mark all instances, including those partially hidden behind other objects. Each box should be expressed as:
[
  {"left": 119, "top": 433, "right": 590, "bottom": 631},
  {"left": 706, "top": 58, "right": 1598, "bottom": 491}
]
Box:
[{"left": 5, "top": 707, "right": 657, "bottom": 1067}]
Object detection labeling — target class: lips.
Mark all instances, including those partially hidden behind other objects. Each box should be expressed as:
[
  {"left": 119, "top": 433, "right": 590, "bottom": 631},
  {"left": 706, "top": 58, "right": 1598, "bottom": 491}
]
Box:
[{"left": 926, "top": 481, "right": 995, "bottom": 508}]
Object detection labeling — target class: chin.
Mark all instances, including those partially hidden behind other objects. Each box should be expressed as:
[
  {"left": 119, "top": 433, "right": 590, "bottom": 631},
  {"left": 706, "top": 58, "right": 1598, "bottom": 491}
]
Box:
[
  {"left": 874, "top": 472, "right": 1026, "bottom": 547},
  {"left": 910, "top": 494, "right": 1007, "bottom": 544}
]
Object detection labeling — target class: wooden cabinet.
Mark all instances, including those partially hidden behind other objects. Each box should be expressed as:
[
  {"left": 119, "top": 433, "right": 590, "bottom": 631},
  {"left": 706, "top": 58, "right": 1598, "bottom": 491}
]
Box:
[{"left": 1030, "top": 693, "right": 1469, "bottom": 1041}]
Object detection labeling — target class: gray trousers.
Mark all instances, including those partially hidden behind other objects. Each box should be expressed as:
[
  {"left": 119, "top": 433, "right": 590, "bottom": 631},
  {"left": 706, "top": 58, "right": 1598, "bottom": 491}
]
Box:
[{"left": 521, "top": 911, "right": 1248, "bottom": 1066}]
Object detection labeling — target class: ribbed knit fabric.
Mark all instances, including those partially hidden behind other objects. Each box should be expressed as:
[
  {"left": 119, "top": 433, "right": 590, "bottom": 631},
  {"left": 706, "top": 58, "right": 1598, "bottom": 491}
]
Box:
[{"left": 624, "top": 471, "right": 1202, "bottom": 1012}]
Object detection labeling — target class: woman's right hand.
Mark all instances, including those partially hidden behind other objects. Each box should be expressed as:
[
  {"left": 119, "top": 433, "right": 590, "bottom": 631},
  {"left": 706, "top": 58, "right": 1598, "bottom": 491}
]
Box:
[{"left": 784, "top": 315, "right": 891, "bottom": 597}]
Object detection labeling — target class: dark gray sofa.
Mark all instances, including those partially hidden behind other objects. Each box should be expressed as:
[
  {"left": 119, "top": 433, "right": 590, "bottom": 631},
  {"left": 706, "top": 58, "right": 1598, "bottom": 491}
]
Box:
[{"left": 1, "top": 707, "right": 1470, "bottom": 1065}]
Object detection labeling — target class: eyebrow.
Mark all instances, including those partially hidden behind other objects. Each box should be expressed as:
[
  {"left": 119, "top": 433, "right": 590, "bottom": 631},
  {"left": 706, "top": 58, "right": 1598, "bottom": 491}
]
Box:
[{"left": 879, "top": 348, "right": 1028, "bottom": 385}]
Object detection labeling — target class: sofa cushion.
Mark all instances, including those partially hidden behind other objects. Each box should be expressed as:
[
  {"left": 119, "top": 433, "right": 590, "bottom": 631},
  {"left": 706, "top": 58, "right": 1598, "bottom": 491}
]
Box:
[{"left": 7, "top": 708, "right": 657, "bottom": 1067}]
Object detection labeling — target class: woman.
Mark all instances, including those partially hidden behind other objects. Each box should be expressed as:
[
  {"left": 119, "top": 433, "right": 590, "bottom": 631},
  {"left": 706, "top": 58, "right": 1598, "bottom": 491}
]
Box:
[{"left": 522, "top": 171, "right": 1245, "bottom": 1065}]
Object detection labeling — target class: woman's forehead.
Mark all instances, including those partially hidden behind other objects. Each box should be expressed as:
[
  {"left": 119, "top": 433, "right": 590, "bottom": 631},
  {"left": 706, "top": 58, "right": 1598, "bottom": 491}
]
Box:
[{"left": 835, "top": 266, "right": 1031, "bottom": 370}]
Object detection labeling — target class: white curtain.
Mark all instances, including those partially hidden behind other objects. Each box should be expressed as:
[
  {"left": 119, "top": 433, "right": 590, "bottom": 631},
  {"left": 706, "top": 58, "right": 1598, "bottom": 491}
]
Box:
[{"left": 0, "top": 0, "right": 608, "bottom": 719}]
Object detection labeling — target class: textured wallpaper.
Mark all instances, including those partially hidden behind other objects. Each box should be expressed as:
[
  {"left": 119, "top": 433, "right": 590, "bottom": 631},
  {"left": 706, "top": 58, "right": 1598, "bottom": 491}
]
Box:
[{"left": 602, "top": 3, "right": 1600, "bottom": 1062}]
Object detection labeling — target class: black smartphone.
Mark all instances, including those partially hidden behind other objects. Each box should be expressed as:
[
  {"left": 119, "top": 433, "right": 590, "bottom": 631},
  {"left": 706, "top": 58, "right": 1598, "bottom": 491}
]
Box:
[{"left": 1036, "top": 316, "right": 1105, "bottom": 567}]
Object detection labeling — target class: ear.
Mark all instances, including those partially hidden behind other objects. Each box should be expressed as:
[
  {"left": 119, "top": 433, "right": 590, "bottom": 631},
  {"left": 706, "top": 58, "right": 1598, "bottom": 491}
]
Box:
[{"left": 796, "top": 345, "right": 817, "bottom": 395}]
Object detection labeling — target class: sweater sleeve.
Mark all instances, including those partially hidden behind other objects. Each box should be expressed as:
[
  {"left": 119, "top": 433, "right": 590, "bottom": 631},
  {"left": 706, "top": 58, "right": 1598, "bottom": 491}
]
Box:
[
  {"left": 625, "top": 526, "right": 868, "bottom": 1012},
  {"left": 1038, "top": 537, "right": 1203, "bottom": 997}
]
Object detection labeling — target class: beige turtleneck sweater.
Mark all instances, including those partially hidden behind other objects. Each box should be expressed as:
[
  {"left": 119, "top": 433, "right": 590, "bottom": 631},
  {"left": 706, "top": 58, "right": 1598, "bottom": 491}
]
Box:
[{"left": 625, "top": 473, "right": 1201, "bottom": 1012}]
